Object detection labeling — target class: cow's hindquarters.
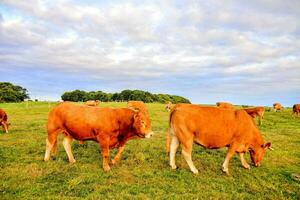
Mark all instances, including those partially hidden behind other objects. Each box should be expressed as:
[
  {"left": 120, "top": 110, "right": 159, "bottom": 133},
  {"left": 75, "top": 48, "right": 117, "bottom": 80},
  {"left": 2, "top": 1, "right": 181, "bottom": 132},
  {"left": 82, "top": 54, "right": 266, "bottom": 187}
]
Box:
[{"left": 169, "top": 113, "right": 199, "bottom": 174}]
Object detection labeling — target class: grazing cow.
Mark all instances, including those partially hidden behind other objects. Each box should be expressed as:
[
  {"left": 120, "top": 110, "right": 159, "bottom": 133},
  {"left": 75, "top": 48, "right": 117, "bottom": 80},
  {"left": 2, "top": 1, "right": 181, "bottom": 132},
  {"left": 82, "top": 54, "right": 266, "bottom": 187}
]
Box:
[
  {"left": 85, "top": 100, "right": 100, "bottom": 106},
  {"left": 168, "top": 104, "right": 271, "bottom": 174},
  {"left": 243, "top": 107, "right": 265, "bottom": 125},
  {"left": 165, "top": 101, "right": 173, "bottom": 112},
  {"left": 127, "top": 101, "right": 148, "bottom": 113},
  {"left": 216, "top": 102, "right": 234, "bottom": 109},
  {"left": 44, "top": 102, "right": 154, "bottom": 171},
  {"left": 0, "top": 108, "right": 10, "bottom": 133},
  {"left": 273, "top": 103, "right": 283, "bottom": 112},
  {"left": 293, "top": 104, "right": 300, "bottom": 117}
]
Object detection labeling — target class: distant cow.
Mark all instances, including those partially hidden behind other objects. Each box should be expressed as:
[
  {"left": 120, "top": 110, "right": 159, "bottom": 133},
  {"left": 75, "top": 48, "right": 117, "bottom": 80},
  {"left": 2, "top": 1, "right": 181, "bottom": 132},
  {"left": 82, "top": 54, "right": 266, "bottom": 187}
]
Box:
[
  {"left": 243, "top": 107, "right": 265, "bottom": 125},
  {"left": 216, "top": 102, "right": 234, "bottom": 109},
  {"left": 0, "top": 109, "right": 10, "bottom": 133},
  {"left": 85, "top": 100, "right": 100, "bottom": 106},
  {"left": 293, "top": 104, "right": 300, "bottom": 117},
  {"left": 165, "top": 101, "right": 173, "bottom": 112},
  {"left": 127, "top": 101, "right": 148, "bottom": 113},
  {"left": 44, "top": 102, "right": 154, "bottom": 171},
  {"left": 168, "top": 104, "right": 271, "bottom": 174},
  {"left": 273, "top": 103, "right": 283, "bottom": 112}
]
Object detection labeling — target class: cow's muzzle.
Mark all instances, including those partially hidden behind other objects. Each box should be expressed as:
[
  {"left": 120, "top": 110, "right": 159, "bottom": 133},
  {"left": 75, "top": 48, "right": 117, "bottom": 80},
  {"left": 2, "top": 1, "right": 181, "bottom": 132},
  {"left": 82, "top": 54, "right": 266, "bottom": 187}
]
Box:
[{"left": 145, "top": 131, "right": 154, "bottom": 138}]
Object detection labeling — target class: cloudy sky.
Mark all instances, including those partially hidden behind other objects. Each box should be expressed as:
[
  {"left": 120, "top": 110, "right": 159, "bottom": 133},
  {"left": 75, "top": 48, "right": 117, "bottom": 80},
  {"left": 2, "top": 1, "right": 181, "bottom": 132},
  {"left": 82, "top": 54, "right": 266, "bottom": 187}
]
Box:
[{"left": 0, "top": 0, "right": 299, "bottom": 106}]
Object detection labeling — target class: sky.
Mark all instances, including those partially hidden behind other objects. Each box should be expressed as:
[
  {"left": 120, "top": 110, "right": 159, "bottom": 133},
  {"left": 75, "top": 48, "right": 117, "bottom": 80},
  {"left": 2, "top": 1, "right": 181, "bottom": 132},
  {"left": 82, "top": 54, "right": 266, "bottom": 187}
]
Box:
[{"left": 0, "top": 0, "right": 299, "bottom": 106}]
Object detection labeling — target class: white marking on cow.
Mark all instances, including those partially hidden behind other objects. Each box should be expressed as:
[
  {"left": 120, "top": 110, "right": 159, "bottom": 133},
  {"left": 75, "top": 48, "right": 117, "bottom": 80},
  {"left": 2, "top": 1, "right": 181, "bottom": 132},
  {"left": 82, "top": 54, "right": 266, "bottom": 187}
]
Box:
[
  {"left": 169, "top": 125, "right": 179, "bottom": 170},
  {"left": 63, "top": 137, "right": 76, "bottom": 163}
]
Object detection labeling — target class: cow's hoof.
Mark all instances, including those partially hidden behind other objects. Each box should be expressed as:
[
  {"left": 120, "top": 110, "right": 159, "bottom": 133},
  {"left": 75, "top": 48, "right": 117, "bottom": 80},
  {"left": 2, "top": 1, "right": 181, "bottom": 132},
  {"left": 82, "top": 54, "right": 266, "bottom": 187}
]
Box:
[
  {"left": 192, "top": 169, "right": 199, "bottom": 174},
  {"left": 69, "top": 159, "right": 76, "bottom": 164},
  {"left": 103, "top": 166, "right": 111, "bottom": 171},
  {"left": 222, "top": 167, "right": 229, "bottom": 175},
  {"left": 170, "top": 165, "right": 177, "bottom": 170},
  {"left": 243, "top": 164, "right": 250, "bottom": 169},
  {"left": 111, "top": 159, "right": 118, "bottom": 165}
]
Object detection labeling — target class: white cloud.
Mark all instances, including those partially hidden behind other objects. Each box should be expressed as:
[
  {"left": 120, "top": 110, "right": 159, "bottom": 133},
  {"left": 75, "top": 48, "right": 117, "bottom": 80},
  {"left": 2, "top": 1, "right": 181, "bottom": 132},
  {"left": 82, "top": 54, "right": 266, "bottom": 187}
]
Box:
[{"left": 0, "top": 0, "right": 299, "bottom": 104}]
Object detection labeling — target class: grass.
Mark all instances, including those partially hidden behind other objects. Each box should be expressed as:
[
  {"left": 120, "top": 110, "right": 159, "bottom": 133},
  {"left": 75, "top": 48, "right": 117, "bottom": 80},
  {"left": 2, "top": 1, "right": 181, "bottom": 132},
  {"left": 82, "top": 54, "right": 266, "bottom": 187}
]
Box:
[{"left": 0, "top": 102, "right": 299, "bottom": 199}]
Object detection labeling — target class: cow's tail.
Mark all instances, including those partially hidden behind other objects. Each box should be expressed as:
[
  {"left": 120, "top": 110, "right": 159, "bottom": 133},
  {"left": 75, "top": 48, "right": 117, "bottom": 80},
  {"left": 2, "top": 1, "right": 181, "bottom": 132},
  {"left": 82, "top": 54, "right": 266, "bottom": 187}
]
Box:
[{"left": 165, "top": 105, "right": 178, "bottom": 153}]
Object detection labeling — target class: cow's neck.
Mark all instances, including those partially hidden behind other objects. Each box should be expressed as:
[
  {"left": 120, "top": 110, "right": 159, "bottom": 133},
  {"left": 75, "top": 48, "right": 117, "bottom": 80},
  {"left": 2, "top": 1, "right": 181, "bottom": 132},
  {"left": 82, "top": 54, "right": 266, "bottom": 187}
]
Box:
[{"left": 249, "top": 130, "right": 264, "bottom": 149}]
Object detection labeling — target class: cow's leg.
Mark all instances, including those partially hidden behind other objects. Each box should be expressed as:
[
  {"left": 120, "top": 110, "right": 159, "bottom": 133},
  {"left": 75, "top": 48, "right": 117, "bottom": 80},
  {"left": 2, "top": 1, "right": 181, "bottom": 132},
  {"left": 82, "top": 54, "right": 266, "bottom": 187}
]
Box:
[
  {"left": 98, "top": 136, "right": 111, "bottom": 171},
  {"left": 111, "top": 145, "right": 125, "bottom": 165},
  {"left": 3, "top": 123, "right": 8, "bottom": 133},
  {"left": 44, "top": 130, "right": 59, "bottom": 162},
  {"left": 222, "top": 145, "right": 237, "bottom": 174},
  {"left": 239, "top": 153, "right": 250, "bottom": 169},
  {"left": 181, "top": 139, "right": 198, "bottom": 174},
  {"left": 62, "top": 136, "right": 76, "bottom": 163},
  {"left": 169, "top": 135, "right": 179, "bottom": 170}
]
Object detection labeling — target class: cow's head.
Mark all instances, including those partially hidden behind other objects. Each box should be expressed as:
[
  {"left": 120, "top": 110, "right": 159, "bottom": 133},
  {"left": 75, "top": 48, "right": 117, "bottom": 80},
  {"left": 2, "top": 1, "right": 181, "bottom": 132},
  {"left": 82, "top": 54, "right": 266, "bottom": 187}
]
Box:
[
  {"left": 133, "top": 111, "right": 154, "bottom": 138},
  {"left": 249, "top": 142, "right": 271, "bottom": 167}
]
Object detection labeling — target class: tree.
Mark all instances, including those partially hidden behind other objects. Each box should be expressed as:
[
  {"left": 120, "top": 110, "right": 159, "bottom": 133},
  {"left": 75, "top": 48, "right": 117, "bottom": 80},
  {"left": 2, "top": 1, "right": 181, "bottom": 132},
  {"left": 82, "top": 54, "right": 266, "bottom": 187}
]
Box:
[
  {"left": 61, "top": 90, "right": 86, "bottom": 101},
  {"left": 61, "top": 89, "right": 191, "bottom": 104},
  {"left": 0, "top": 82, "right": 29, "bottom": 102}
]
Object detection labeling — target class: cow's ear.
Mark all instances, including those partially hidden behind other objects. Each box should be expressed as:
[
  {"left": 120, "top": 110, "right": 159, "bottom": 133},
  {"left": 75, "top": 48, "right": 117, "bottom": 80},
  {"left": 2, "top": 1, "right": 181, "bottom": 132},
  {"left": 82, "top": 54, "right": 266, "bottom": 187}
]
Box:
[{"left": 264, "top": 142, "right": 271, "bottom": 149}]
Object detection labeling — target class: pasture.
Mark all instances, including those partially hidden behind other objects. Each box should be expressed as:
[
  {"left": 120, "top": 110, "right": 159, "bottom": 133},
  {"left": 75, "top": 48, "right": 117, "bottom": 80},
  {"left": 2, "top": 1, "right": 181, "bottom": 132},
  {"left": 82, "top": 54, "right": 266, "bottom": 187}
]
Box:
[{"left": 0, "top": 102, "right": 299, "bottom": 199}]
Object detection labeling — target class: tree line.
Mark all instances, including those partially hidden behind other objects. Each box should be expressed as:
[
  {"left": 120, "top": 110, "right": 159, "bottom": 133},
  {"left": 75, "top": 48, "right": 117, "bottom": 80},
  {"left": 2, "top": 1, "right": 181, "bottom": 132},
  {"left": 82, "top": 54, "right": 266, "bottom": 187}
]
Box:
[
  {"left": 61, "top": 89, "right": 191, "bottom": 104},
  {"left": 0, "top": 82, "right": 29, "bottom": 103}
]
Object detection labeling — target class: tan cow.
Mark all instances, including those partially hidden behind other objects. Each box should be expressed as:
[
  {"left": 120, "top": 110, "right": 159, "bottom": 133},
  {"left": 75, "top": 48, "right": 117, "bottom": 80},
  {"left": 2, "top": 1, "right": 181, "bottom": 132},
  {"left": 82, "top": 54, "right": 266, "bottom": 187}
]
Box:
[
  {"left": 44, "top": 102, "right": 154, "bottom": 171},
  {"left": 243, "top": 107, "right": 265, "bottom": 125},
  {"left": 0, "top": 108, "right": 10, "bottom": 133},
  {"left": 293, "top": 104, "right": 300, "bottom": 117},
  {"left": 273, "top": 103, "right": 283, "bottom": 112},
  {"left": 168, "top": 104, "right": 271, "bottom": 174},
  {"left": 165, "top": 101, "right": 173, "bottom": 112},
  {"left": 85, "top": 100, "right": 100, "bottom": 106},
  {"left": 216, "top": 102, "right": 234, "bottom": 109}
]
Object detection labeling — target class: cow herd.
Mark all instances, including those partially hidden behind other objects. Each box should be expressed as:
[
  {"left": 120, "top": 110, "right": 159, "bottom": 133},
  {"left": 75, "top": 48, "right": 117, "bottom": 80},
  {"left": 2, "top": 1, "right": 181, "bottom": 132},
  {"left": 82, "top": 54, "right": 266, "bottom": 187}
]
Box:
[{"left": 0, "top": 101, "right": 299, "bottom": 175}]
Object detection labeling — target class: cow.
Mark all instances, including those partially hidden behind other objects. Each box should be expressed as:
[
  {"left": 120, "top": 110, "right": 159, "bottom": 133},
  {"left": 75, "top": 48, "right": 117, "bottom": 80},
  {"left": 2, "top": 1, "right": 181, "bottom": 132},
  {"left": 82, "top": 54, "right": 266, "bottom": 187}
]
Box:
[
  {"left": 293, "top": 104, "right": 300, "bottom": 117},
  {"left": 127, "top": 101, "right": 148, "bottom": 114},
  {"left": 243, "top": 107, "right": 265, "bottom": 125},
  {"left": 168, "top": 104, "right": 271, "bottom": 174},
  {"left": 85, "top": 100, "right": 100, "bottom": 106},
  {"left": 0, "top": 108, "right": 10, "bottom": 133},
  {"left": 44, "top": 102, "right": 154, "bottom": 171},
  {"left": 273, "top": 103, "right": 283, "bottom": 112},
  {"left": 216, "top": 102, "right": 234, "bottom": 109},
  {"left": 165, "top": 101, "right": 173, "bottom": 112}
]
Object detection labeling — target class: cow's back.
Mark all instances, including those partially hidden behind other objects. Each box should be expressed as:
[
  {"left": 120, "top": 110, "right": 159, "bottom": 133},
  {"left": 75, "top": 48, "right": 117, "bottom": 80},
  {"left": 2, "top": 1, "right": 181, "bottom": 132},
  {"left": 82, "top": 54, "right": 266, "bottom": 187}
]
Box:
[
  {"left": 171, "top": 105, "right": 256, "bottom": 148},
  {"left": 0, "top": 109, "right": 7, "bottom": 121},
  {"left": 48, "top": 102, "right": 131, "bottom": 140}
]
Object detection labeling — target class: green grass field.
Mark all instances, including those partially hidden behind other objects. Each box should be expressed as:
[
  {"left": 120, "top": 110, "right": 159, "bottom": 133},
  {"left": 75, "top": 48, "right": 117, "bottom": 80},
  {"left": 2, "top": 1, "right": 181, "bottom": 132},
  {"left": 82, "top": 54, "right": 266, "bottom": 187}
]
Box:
[{"left": 0, "top": 102, "right": 299, "bottom": 199}]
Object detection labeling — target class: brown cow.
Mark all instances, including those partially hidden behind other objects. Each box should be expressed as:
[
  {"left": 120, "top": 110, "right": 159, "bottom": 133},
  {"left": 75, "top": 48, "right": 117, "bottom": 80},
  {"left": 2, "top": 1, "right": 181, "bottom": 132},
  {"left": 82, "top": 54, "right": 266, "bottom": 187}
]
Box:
[
  {"left": 0, "top": 108, "right": 10, "bottom": 133},
  {"left": 216, "top": 102, "right": 234, "bottom": 109},
  {"left": 85, "top": 100, "right": 100, "bottom": 106},
  {"left": 127, "top": 101, "right": 148, "bottom": 113},
  {"left": 169, "top": 104, "right": 271, "bottom": 174},
  {"left": 293, "top": 104, "right": 300, "bottom": 117},
  {"left": 273, "top": 103, "right": 283, "bottom": 112},
  {"left": 243, "top": 107, "right": 265, "bottom": 125},
  {"left": 44, "top": 102, "right": 153, "bottom": 171}
]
